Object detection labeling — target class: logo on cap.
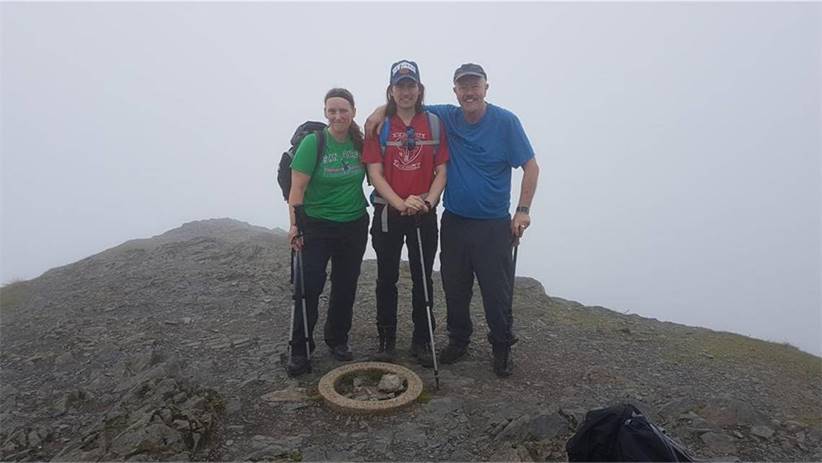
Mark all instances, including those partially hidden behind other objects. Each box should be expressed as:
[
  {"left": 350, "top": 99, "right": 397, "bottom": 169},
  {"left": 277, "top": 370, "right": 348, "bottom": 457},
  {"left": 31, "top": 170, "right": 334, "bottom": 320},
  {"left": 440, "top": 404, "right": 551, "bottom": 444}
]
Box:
[{"left": 390, "top": 60, "right": 420, "bottom": 84}]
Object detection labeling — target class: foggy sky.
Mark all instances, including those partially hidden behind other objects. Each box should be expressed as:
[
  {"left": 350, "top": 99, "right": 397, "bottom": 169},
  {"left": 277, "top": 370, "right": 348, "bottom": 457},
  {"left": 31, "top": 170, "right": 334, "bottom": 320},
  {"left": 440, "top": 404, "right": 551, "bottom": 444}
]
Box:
[{"left": 1, "top": 2, "right": 820, "bottom": 355}]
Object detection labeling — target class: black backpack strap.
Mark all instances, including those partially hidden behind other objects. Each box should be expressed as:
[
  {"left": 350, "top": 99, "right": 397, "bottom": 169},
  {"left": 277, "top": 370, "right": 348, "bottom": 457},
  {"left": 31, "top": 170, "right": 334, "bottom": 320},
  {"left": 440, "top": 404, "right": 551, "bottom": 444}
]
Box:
[
  {"left": 314, "top": 129, "right": 326, "bottom": 173},
  {"left": 426, "top": 111, "right": 440, "bottom": 157}
]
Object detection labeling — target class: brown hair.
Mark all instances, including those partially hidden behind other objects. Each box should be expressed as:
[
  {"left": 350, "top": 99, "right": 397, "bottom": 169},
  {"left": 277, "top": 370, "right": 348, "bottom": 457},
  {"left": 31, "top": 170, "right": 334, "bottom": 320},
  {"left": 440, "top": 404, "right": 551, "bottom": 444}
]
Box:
[
  {"left": 324, "top": 88, "right": 363, "bottom": 151},
  {"left": 385, "top": 82, "right": 426, "bottom": 118}
]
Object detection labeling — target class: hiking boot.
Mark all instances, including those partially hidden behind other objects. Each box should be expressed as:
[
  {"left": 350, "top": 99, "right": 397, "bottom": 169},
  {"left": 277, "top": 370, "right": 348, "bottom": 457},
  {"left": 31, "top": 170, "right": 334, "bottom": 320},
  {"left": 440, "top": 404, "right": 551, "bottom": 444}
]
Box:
[
  {"left": 286, "top": 355, "right": 311, "bottom": 377},
  {"left": 410, "top": 342, "right": 435, "bottom": 368},
  {"left": 492, "top": 344, "right": 513, "bottom": 378},
  {"left": 331, "top": 344, "right": 353, "bottom": 361},
  {"left": 439, "top": 343, "right": 467, "bottom": 364},
  {"left": 373, "top": 335, "right": 397, "bottom": 362}
]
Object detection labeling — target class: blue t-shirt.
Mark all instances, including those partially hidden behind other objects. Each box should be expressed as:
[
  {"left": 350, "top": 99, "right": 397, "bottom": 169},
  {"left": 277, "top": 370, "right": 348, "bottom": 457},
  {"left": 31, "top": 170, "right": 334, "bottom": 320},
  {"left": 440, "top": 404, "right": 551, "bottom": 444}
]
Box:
[{"left": 426, "top": 103, "right": 535, "bottom": 219}]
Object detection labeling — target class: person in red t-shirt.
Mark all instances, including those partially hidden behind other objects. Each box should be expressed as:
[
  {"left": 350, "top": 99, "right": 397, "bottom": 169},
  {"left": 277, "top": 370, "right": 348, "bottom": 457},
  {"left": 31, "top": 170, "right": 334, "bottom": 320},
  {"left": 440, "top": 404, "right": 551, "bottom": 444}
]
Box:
[{"left": 363, "top": 60, "right": 449, "bottom": 365}]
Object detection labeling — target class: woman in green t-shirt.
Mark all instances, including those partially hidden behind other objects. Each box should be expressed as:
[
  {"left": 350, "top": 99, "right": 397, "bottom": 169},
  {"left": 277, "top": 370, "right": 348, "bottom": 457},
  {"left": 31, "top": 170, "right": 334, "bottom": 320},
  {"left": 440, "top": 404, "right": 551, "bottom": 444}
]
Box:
[{"left": 285, "top": 88, "right": 369, "bottom": 377}]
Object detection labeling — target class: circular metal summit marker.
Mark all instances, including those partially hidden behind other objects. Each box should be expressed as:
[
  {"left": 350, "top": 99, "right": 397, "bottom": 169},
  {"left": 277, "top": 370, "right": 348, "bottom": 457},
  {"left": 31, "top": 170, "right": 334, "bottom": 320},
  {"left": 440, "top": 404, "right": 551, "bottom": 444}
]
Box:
[{"left": 318, "top": 361, "right": 423, "bottom": 415}]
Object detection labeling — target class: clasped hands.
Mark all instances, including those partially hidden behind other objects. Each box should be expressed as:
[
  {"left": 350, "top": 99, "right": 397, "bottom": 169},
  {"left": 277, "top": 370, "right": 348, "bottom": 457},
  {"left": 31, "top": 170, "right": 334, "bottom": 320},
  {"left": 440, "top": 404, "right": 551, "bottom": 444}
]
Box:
[{"left": 393, "top": 194, "right": 432, "bottom": 216}]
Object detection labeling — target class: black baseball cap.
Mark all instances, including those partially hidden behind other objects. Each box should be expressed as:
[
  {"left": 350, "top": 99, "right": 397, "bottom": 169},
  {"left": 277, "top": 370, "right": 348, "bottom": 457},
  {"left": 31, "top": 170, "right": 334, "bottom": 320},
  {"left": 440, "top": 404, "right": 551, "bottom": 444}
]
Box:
[
  {"left": 390, "top": 60, "right": 420, "bottom": 85},
  {"left": 453, "top": 63, "right": 487, "bottom": 83}
]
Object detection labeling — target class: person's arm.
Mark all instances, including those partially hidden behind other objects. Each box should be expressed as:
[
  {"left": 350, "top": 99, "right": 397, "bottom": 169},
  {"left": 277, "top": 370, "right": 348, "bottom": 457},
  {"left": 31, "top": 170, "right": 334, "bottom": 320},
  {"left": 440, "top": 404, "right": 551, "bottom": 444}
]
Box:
[
  {"left": 287, "top": 171, "right": 311, "bottom": 250},
  {"left": 364, "top": 105, "right": 387, "bottom": 138},
  {"left": 511, "top": 157, "right": 539, "bottom": 240},
  {"left": 423, "top": 164, "right": 447, "bottom": 209},
  {"left": 368, "top": 163, "right": 405, "bottom": 213},
  {"left": 367, "top": 163, "right": 424, "bottom": 215}
]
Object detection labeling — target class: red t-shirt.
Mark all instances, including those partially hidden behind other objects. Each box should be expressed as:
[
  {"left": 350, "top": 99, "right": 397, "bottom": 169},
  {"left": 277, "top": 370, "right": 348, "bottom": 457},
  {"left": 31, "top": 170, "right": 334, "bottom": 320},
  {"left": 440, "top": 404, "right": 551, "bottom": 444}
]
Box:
[{"left": 363, "top": 112, "right": 449, "bottom": 199}]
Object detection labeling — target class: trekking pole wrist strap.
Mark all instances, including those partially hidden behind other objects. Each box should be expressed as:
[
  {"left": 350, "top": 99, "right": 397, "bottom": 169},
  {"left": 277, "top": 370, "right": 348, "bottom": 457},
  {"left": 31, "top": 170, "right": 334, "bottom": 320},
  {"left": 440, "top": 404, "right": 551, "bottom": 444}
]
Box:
[{"left": 293, "top": 205, "right": 307, "bottom": 235}]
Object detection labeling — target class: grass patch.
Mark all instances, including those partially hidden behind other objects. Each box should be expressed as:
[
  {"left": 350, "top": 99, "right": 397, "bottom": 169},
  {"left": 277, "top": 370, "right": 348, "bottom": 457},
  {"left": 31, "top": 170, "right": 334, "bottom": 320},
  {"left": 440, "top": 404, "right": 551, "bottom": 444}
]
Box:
[
  {"left": 671, "top": 330, "right": 821, "bottom": 381},
  {"left": 416, "top": 389, "right": 433, "bottom": 404},
  {"left": 0, "top": 280, "right": 30, "bottom": 310}
]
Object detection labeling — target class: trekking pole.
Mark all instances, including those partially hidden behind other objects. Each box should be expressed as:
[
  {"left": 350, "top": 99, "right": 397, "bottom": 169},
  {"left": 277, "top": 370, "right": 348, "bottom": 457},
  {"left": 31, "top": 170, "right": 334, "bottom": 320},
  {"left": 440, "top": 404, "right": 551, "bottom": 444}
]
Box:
[
  {"left": 295, "top": 206, "right": 312, "bottom": 368},
  {"left": 285, "top": 249, "right": 297, "bottom": 366},
  {"left": 510, "top": 237, "right": 520, "bottom": 346},
  {"left": 415, "top": 213, "right": 439, "bottom": 390}
]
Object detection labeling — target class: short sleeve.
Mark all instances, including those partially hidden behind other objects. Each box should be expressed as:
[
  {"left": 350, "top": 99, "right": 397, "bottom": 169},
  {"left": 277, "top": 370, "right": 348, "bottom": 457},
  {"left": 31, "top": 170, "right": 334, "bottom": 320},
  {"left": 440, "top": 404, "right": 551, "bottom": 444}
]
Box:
[
  {"left": 291, "top": 133, "right": 319, "bottom": 174},
  {"left": 435, "top": 120, "right": 450, "bottom": 165},
  {"left": 362, "top": 136, "right": 382, "bottom": 165},
  {"left": 506, "top": 113, "right": 535, "bottom": 168}
]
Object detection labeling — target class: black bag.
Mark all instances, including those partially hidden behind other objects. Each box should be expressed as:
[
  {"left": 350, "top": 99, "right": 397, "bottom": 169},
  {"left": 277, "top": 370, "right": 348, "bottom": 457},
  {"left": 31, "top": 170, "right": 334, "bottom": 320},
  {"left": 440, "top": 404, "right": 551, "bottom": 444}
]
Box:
[
  {"left": 276, "top": 121, "right": 327, "bottom": 201},
  {"left": 566, "top": 403, "right": 694, "bottom": 462}
]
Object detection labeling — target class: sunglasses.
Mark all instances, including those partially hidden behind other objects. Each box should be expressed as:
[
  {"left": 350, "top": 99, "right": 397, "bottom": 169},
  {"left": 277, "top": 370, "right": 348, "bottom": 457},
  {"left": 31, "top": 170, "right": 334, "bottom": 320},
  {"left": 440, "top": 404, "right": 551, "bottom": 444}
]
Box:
[{"left": 406, "top": 126, "right": 416, "bottom": 150}]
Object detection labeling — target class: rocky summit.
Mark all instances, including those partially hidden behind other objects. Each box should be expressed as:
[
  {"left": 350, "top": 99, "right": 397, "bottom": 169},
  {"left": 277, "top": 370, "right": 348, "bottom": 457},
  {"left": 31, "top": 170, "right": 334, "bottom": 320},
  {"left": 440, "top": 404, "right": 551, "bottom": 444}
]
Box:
[{"left": 1, "top": 218, "right": 820, "bottom": 462}]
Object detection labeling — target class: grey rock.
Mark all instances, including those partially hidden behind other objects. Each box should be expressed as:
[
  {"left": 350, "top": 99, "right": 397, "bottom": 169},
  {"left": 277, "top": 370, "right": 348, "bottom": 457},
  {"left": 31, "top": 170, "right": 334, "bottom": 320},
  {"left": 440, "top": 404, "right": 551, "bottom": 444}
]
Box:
[
  {"left": 250, "top": 435, "right": 284, "bottom": 450},
  {"left": 2, "top": 218, "right": 818, "bottom": 463},
  {"left": 783, "top": 420, "right": 807, "bottom": 433},
  {"left": 435, "top": 368, "right": 476, "bottom": 388},
  {"left": 393, "top": 422, "right": 428, "bottom": 446},
  {"left": 659, "top": 397, "right": 701, "bottom": 420},
  {"left": 450, "top": 448, "right": 474, "bottom": 461},
  {"left": 528, "top": 412, "right": 571, "bottom": 441},
  {"left": 225, "top": 397, "right": 243, "bottom": 415},
  {"left": 378, "top": 373, "right": 403, "bottom": 393},
  {"left": 699, "top": 397, "right": 770, "bottom": 427},
  {"left": 108, "top": 421, "right": 183, "bottom": 458},
  {"left": 301, "top": 445, "right": 327, "bottom": 461},
  {"left": 489, "top": 443, "right": 532, "bottom": 462},
  {"left": 55, "top": 389, "right": 92, "bottom": 415},
  {"left": 496, "top": 414, "right": 531, "bottom": 441},
  {"left": 54, "top": 351, "right": 74, "bottom": 366},
  {"left": 243, "top": 445, "right": 290, "bottom": 461},
  {"left": 751, "top": 425, "right": 774, "bottom": 439},
  {"left": 260, "top": 386, "right": 306, "bottom": 402},
  {"left": 700, "top": 432, "right": 737, "bottom": 454}
]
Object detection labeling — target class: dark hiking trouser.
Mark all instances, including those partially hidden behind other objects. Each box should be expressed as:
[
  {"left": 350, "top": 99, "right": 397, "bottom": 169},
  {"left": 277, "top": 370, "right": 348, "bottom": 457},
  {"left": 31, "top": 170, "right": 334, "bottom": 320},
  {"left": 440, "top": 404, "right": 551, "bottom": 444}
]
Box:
[
  {"left": 371, "top": 205, "right": 438, "bottom": 345},
  {"left": 440, "top": 210, "right": 515, "bottom": 348},
  {"left": 291, "top": 213, "right": 368, "bottom": 356}
]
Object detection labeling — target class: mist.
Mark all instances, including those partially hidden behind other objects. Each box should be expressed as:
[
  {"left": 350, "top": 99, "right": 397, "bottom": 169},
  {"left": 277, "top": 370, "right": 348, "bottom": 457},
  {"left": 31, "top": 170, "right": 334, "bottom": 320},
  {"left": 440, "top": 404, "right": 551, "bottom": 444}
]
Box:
[{"left": 2, "top": 2, "right": 819, "bottom": 355}]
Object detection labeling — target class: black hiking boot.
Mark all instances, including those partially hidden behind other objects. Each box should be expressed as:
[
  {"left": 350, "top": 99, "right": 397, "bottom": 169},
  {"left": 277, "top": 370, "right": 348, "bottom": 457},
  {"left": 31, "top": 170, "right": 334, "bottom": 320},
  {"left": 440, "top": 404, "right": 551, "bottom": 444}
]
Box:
[
  {"left": 286, "top": 355, "right": 311, "bottom": 377},
  {"left": 439, "top": 343, "right": 467, "bottom": 364},
  {"left": 492, "top": 344, "right": 513, "bottom": 378},
  {"left": 410, "top": 342, "right": 435, "bottom": 368},
  {"left": 373, "top": 334, "right": 397, "bottom": 362},
  {"left": 330, "top": 344, "right": 353, "bottom": 361}
]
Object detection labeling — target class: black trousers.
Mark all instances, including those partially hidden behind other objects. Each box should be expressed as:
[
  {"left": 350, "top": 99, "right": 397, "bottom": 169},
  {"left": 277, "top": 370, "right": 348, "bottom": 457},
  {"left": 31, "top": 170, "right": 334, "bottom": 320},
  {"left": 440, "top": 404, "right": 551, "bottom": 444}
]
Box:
[
  {"left": 291, "top": 213, "right": 368, "bottom": 356},
  {"left": 371, "top": 205, "right": 438, "bottom": 345},
  {"left": 440, "top": 210, "right": 515, "bottom": 347}
]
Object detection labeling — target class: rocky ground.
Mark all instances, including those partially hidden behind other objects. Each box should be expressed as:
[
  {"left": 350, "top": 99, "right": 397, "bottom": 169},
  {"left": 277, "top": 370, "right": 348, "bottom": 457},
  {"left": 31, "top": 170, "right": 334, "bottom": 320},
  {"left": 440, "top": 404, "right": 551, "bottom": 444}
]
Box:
[{"left": 1, "top": 218, "right": 820, "bottom": 462}]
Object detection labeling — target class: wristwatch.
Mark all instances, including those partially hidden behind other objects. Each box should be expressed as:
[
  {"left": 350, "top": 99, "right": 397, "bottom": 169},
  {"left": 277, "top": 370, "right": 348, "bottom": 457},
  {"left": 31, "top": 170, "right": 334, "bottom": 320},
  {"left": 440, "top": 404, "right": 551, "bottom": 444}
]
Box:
[{"left": 516, "top": 206, "right": 530, "bottom": 214}]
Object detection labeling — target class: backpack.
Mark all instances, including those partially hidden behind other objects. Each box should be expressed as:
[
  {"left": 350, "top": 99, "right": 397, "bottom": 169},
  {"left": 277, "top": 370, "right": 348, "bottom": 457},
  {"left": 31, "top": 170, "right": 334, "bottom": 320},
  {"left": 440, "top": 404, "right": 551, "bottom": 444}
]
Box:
[
  {"left": 276, "top": 121, "right": 327, "bottom": 202},
  {"left": 377, "top": 111, "right": 441, "bottom": 157},
  {"left": 566, "top": 403, "right": 694, "bottom": 462}
]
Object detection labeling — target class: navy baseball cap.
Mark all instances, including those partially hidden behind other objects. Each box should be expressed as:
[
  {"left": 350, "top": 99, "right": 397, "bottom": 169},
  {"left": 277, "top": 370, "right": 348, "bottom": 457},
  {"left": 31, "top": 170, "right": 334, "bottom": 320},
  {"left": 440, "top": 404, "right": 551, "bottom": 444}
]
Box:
[
  {"left": 453, "top": 63, "right": 487, "bottom": 83},
  {"left": 390, "top": 60, "right": 420, "bottom": 85}
]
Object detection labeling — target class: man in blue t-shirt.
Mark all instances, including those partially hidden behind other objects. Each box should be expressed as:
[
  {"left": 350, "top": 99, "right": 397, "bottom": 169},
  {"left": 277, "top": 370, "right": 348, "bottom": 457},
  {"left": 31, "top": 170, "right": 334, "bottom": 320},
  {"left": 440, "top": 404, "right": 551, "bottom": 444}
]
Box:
[{"left": 366, "top": 63, "right": 540, "bottom": 377}]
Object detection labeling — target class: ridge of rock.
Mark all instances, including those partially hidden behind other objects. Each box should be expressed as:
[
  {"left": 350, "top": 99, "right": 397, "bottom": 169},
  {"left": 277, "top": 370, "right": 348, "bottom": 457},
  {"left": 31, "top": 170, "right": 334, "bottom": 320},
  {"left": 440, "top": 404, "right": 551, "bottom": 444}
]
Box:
[{"left": 1, "top": 218, "right": 819, "bottom": 462}]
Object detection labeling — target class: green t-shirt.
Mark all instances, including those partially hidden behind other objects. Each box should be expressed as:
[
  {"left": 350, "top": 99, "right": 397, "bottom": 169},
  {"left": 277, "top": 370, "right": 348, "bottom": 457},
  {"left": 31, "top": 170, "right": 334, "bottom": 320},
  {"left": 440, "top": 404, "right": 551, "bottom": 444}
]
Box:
[{"left": 291, "top": 129, "right": 367, "bottom": 222}]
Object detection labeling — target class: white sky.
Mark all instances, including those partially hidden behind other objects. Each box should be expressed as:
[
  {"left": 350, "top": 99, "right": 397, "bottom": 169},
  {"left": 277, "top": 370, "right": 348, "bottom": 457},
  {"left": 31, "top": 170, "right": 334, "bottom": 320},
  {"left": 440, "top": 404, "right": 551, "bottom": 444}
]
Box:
[{"left": 1, "top": 2, "right": 820, "bottom": 355}]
